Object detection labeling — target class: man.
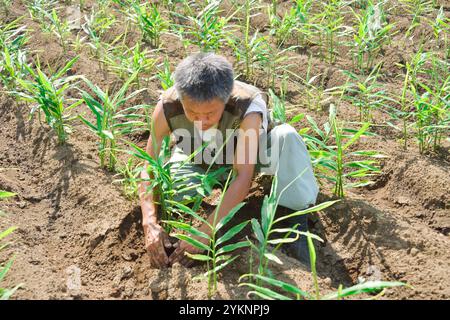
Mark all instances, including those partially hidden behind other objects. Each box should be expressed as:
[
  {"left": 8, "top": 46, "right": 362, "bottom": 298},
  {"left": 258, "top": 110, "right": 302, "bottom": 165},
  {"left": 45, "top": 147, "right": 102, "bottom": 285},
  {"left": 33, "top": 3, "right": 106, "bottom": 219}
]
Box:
[{"left": 139, "top": 52, "right": 318, "bottom": 268}]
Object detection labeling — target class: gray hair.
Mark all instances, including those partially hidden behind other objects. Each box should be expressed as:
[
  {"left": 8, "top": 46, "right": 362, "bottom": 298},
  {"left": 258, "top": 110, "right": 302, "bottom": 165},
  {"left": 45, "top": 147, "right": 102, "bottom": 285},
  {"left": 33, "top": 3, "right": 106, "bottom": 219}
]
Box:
[{"left": 174, "top": 52, "right": 234, "bottom": 103}]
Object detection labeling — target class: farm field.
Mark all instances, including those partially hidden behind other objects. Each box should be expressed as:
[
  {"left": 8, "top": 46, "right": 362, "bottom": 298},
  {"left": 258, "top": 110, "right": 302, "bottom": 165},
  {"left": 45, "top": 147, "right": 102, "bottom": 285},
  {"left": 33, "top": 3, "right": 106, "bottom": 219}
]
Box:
[{"left": 0, "top": 0, "right": 449, "bottom": 300}]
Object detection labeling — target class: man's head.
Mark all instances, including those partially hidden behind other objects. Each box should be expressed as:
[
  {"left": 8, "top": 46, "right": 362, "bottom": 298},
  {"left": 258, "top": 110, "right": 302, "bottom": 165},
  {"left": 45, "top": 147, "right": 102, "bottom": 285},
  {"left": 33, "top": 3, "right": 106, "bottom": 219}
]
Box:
[{"left": 174, "top": 52, "right": 234, "bottom": 130}]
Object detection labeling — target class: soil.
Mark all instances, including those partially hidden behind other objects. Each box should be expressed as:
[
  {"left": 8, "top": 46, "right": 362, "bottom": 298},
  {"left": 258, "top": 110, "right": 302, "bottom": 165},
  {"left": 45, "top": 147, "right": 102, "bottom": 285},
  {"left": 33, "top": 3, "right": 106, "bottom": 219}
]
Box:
[{"left": 0, "top": 0, "right": 449, "bottom": 300}]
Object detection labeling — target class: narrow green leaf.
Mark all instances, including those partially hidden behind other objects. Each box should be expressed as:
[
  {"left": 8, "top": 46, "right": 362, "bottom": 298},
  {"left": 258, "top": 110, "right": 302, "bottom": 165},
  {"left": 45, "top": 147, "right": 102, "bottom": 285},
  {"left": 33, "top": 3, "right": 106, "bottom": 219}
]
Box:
[
  {"left": 163, "top": 220, "right": 209, "bottom": 240},
  {"left": 215, "top": 202, "right": 246, "bottom": 231},
  {"left": 171, "top": 234, "right": 210, "bottom": 252},
  {"left": 184, "top": 252, "right": 211, "bottom": 261},
  {"left": 0, "top": 191, "right": 16, "bottom": 199},
  {"left": 0, "top": 226, "right": 17, "bottom": 241},
  {"left": 240, "top": 274, "right": 311, "bottom": 299},
  {"left": 216, "top": 240, "right": 250, "bottom": 256},
  {"left": 216, "top": 220, "right": 249, "bottom": 247},
  {"left": 240, "top": 282, "right": 292, "bottom": 300},
  {"left": 274, "top": 200, "right": 340, "bottom": 224},
  {"left": 264, "top": 252, "right": 283, "bottom": 264},
  {"left": 343, "top": 122, "right": 370, "bottom": 151},
  {"left": 322, "top": 281, "right": 408, "bottom": 300},
  {"left": 251, "top": 218, "right": 265, "bottom": 245}
]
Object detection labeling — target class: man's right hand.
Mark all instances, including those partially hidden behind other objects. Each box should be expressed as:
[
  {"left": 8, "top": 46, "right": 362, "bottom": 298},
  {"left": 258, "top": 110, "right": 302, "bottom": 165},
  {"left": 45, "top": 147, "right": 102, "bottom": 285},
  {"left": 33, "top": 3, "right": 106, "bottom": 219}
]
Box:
[{"left": 143, "top": 222, "right": 171, "bottom": 268}]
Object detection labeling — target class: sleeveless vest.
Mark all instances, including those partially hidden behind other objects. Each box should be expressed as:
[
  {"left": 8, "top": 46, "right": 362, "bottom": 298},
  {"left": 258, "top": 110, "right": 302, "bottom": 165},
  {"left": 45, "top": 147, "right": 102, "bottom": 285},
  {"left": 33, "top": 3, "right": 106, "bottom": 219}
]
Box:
[{"left": 161, "top": 80, "right": 270, "bottom": 170}]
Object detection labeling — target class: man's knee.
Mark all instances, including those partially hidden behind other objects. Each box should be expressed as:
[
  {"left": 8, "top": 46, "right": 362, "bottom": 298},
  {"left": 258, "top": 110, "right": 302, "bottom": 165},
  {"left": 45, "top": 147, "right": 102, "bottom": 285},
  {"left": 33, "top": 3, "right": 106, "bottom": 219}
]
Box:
[{"left": 272, "top": 123, "right": 301, "bottom": 146}]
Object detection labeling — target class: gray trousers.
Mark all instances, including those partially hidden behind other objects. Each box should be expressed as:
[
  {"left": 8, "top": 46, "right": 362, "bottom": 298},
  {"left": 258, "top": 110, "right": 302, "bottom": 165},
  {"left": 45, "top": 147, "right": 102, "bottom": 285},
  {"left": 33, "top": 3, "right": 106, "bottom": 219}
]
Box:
[{"left": 168, "top": 124, "right": 319, "bottom": 211}]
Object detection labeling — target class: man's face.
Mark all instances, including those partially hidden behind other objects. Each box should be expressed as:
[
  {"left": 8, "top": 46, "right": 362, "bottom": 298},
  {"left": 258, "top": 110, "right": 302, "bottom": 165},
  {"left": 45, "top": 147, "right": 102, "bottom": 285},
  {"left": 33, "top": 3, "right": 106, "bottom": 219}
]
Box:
[{"left": 181, "top": 95, "right": 225, "bottom": 131}]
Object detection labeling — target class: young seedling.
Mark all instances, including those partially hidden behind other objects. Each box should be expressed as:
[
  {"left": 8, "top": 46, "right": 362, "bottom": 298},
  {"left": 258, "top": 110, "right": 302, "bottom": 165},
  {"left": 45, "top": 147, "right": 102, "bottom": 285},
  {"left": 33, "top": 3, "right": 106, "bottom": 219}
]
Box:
[
  {"left": 0, "top": 0, "right": 12, "bottom": 16},
  {"left": 164, "top": 170, "right": 251, "bottom": 298},
  {"left": 81, "top": 10, "right": 117, "bottom": 65},
  {"left": 13, "top": 56, "right": 82, "bottom": 144},
  {"left": 400, "top": 0, "right": 433, "bottom": 37},
  {"left": 240, "top": 232, "right": 409, "bottom": 300},
  {"left": 268, "top": 89, "right": 287, "bottom": 124},
  {"left": 341, "top": 63, "right": 394, "bottom": 121},
  {"left": 350, "top": 0, "right": 394, "bottom": 73},
  {"left": 312, "top": 0, "right": 350, "bottom": 64},
  {"left": 302, "top": 105, "right": 384, "bottom": 198},
  {"left": 253, "top": 38, "right": 297, "bottom": 90},
  {"left": 286, "top": 56, "right": 340, "bottom": 112},
  {"left": 424, "top": 53, "right": 449, "bottom": 95},
  {"left": 389, "top": 49, "right": 431, "bottom": 150},
  {"left": 0, "top": 47, "right": 28, "bottom": 92},
  {"left": 127, "top": 1, "right": 168, "bottom": 48},
  {"left": 0, "top": 18, "right": 28, "bottom": 53},
  {"left": 26, "top": 0, "right": 58, "bottom": 33},
  {"left": 430, "top": 6, "right": 449, "bottom": 60},
  {"left": 177, "top": 0, "right": 238, "bottom": 52},
  {"left": 289, "top": 0, "right": 314, "bottom": 49},
  {"left": 268, "top": 1, "right": 297, "bottom": 47},
  {"left": 113, "top": 156, "right": 142, "bottom": 200},
  {"left": 102, "top": 42, "right": 157, "bottom": 88},
  {"left": 232, "top": 0, "right": 264, "bottom": 80},
  {"left": 0, "top": 190, "right": 21, "bottom": 300},
  {"left": 156, "top": 55, "right": 174, "bottom": 91},
  {"left": 411, "top": 76, "right": 450, "bottom": 154},
  {"left": 42, "top": 8, "right": 71, "bottom": 53},
  {"left": 79, "top": 71, "right": 148, "bottom": 171},
  {"left": 246, "top": 175, "right": 339, "bottom": 285}
]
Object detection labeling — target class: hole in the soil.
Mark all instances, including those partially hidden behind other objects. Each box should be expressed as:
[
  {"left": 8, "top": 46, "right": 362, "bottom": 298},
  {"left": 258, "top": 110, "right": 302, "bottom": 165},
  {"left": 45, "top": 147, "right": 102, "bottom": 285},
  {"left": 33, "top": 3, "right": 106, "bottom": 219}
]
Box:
[
  {"left": 435, "top": 227, "right": 449, "bottom": 236},
  {"left": 119, "top": 206, "right": 142, "bottom": 241}
]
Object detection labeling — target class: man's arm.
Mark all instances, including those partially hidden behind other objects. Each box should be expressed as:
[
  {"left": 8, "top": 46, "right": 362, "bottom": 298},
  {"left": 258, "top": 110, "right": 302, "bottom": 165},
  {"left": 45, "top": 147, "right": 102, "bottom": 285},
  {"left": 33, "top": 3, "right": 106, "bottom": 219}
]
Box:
[
  {"left": 169, "top": 113, "right": 262, "bottom": 266},
  {"left": 140, "top": 100, "right": 171, "bottom": 267}
]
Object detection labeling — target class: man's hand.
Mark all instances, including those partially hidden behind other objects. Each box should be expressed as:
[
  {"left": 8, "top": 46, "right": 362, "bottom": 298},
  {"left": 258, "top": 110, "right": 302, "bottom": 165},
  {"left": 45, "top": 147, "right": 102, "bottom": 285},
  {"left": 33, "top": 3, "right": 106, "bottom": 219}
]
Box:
[
  {"left": 143, "top": 222, "right": 171, "bottom": 268},
  {"left": 139, "top": 99, "right": 172, "bottom": 268}
]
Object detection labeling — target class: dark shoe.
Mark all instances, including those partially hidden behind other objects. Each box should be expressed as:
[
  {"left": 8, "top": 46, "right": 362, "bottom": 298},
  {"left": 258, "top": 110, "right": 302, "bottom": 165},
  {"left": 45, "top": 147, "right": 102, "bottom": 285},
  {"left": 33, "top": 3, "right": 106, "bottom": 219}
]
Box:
[{"left": 278, "top": 209, "right": 312, "bottom": 269}]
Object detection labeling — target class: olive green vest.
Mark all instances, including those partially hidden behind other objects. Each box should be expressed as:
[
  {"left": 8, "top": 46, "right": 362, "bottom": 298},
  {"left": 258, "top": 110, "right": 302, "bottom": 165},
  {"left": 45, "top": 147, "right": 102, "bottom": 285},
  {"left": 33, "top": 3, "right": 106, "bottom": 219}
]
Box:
[{"left": 161, "top": 80, "right": 269, "bottom": 169}]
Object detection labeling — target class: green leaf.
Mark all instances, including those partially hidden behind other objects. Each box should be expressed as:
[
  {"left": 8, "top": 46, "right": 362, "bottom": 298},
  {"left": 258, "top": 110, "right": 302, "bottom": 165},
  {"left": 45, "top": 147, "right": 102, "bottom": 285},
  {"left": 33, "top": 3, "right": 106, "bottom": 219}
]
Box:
[
  {"left": 240, "top": 274, "right": 311, "bottom": 299},
  {"left": 321, "top": 281, "right": 409, "bottom": 300},
  {"left": 101, "top": 130, "right": 114, "bottom": 139},
  {"left": 267, "top": 238, "right": 297, "bottom": 245},
  {"left": 274, "top": 200, "right": 340, "bottom": 224},
  {"left": 166, "top": 200, "right": 211, "bottom": 228},
  {"left": 251, "top": 218, "right": 265, "bottom": 245},
  {"left": 54, "top": 56, "right": 79, "bottom": 79},
  {"left": 350, "top": 150, "right": 386, "bottom": 158},
  {"left": 216, "top": 240, "right": 250, "bottom": 256},
  {"left": 239, "top": 282, "right": 292, "bottom": 300},
  {"left": 0, "top": 191, "right": 16, "bottom": 199},
  {"left": 343, "top": 122, "right": 370, "bottom": 150},
  {"left": 78, "top": 116, "right": 98, "bottom": 133},
  {"left": 215, "top": 202, "right": 246, "bottom": 231},
  {"left": 163, "top": 220, "right": 209, "bottom": 240},
  {"left": 216, "top": 220, "right": 249, "bottom": 247},
  {"left": 184, "top": 252, "right": 211, "bottom": 261},
  {"left": 0, "top": 258, "right": 14, "bottom": 282},
  {"left": 0, "top": 227, "right": 17, "bottom": 241},
  {"left": 309, "top": 150, "right": 334, "bottom": 159},
  {"left": 270, "top": 228, "right": 323, "bottom": 241},
  {"left": 171, "top": 234, "right": 210, "bottom": 252},
  {"left": 264, "top": 252, "right": 283, "bottom": 264},
  {"left": 288, "top": 113, "right": 304, "bottom": 125},
  {"left": 202, "top": 255, "right": 239, "bottom": 277}
]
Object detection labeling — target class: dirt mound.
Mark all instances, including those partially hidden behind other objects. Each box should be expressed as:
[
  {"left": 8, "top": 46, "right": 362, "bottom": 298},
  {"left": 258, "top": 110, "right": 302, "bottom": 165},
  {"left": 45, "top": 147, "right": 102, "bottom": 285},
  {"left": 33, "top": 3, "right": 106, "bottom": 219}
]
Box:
[
  {"left": 311, "top": 197, "right": 450, "bottom": 299},
  {"left": 368, "top": 153, "right": 450, "bottom": 235}
]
